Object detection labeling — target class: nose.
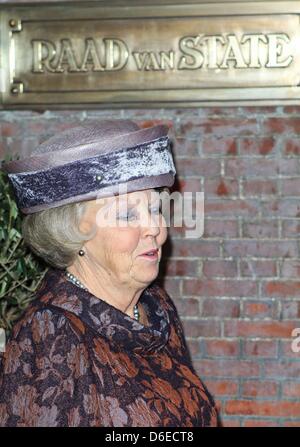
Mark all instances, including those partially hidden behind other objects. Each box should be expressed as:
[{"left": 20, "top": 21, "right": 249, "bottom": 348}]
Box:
[{"left": 140, "top": 207, "right": 160, "bottom": 237}]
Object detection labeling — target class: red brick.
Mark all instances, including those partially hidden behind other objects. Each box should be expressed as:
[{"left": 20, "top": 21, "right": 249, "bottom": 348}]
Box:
[
  {"left": 243, "top": 106, "right": 277, "bottom": 114},
  {"left": 282, "top": 382, "right": 300, "bottom": 398},
  {"left": 205, "top": 199, "right": 259, "bottom": 217},
  {"left": 172, "top": 297, "right": 200, "bottom": 317},
  {"left": 183, "top": 279, "right": 257, "bottom": 297},
  {"left": 194, "top": 359, "right": 260, "bottom": 377},
  {"left": 162, "top": 278, "right": 182, "bottom": 297},
  {"left": 204, "top": 339, "right": 240, "bottom": 357},
  {"left": 202, "top": 137, "right": 237, "bottom": 155},
  {"left": 174, "top": 138, "right": 199, "bottom": 157},
  {"left": 282, "top": 220, "right": 300, "bottom": 237},
  {"left": 281, "top": 260, "right": 300, "bottom": 279},
  {"left": 186, "top": 339, "right": 200, "bottom": 357},
  {"left": 241, "top": 381, "right": 278, "bottom": 397},
  {"left": 280, "top": 340, "right": 300, "bottom": 359},
  {"left": 242, "top": 220, "right": 278, "bottom": 238},
  {"left": 264, "top": 360, "right": 300, "bottom": 378},
  {"left": 222, "top": 418, "right": 241, "bottom": 427},
  {"left": 224, "top": 240, "right": 298, "bottom": 258},
  {"left": 239, "top": 137, "right": 276, "bottom": 156},
  {"left": 177, "top": 178, "right": 201, "bottom": 194},
  {"left": 203, "top": 380, "right": 239, "bottom": 396},
  {"left": 182, "top": 319, "right": 221, "bottom": 337},
  {"left": 168, "top": 224, "right": 204, "bottom": 241},
  {"left": 242, "top": 300, "right": 277, "bottom": 319},
  {"left": 164, "top": 259, "right": 198, "bottom": 277},
  {"left": 0, "top": 122, "right": 20, "bottom": 138},
  {"left": 243, "top": 339, "right": 278, "bottom": 357},
  {"left": 203, "top": 260, "right": 238, "bottom": 278},
  {"left": 224, "top": 320, "right": 298, "bottom": 338},
  {"left": 281, "top": 178, "right": 300, "bottom": 196},
  {"left": 27, "top": 121, "right": 48, "bottom": 134},
  {"left": 177, "top": 158, "right": 220, "bottom": 176},
  {"left": 203, "top": 219, "right": 238, "bottom": 238},
  {"left": 240, "top": 260, "right": 277, "bottom": 278},
  {"left": 261, "top": 199, "right": 300, "bottom": 218},
  {"left": 243, "top": 419, "right": 280, "bottom": 427},
  {"left": 280, "top": 301, "right": 300, "bottom": 319},
  {"left": 226, "top": 159, "right": 280, "bottom": 177},
  {"left": 283, "top": 106, "right": 300, "bottom": 114},
  {"left": 227, "top": 158, "right": 298, "bottom": 177},
  {"left": 284, "top": 138, "right": 300, "bottom": 155},
  {"left": 204, "top": 178, "right": 239, "bottom": 197},
  {"left": 202, "top": 298, "right": 240, "bottom": 318},
  {"left": 263, "top": 281, "right": 300, "bottom": 298},
  {"left": 199, "top": 107, "right": 245, "bottom": 116},
  {"left": 179, "top": 118, "right": 258, "bottom": 137},
  {"left": 243, "top": 179, "right": 278, "bottom": 196},
  {"left": 277, "top": 159, "right": 300, "bottom": 175},
  {"left": 263, "top": 117, "right": 300, "bottom": 134},
  {"left": 139, "top": 119, "right": 174, "bottom": 130},
  {"left": 172, "top": 240, "right": 219, "bottom": 257},
  {"left": 225, "top": 400, "right": 300, "bottom": 417},
  {"left": 168, "top": 225, "right": 186, "bottom": 239}
]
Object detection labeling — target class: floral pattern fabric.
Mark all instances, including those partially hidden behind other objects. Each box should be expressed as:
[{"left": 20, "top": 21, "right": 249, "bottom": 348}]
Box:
[{"left": 0, "top": 268, "right": 218, "bottom": 427}]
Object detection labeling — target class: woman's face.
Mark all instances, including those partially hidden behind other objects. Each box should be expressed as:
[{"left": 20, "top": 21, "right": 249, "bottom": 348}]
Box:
[{"left": 79, "top": 188, "right": 168, "bottom": 288}]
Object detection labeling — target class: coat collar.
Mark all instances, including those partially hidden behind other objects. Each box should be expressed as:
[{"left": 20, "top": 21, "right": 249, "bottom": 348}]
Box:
[{"left": 36, "top": 267, "right": 171, "bottom": 355}]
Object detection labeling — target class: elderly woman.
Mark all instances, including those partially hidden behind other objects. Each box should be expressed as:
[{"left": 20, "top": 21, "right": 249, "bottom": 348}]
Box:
[{"left": 0, "top": 120, "right": 218, "bottom": 427}]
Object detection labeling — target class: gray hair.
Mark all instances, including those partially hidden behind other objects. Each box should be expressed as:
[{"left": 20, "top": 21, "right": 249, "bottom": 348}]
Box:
[
  {"left": 21, "top": 201, "right": 97, "bottom": 269},
  {"left": 21, "top": 186, "right": 169, "bottom": 269}
]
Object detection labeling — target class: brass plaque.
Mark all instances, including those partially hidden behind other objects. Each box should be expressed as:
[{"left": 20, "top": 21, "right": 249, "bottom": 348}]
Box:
[{"left": 1, "top": 0, "right": 300, "bottom": 108}]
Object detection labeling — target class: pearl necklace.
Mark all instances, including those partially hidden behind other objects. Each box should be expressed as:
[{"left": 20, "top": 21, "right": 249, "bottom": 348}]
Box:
[{"left": 65, "top": 270, "right": 140, "bottom": 322}]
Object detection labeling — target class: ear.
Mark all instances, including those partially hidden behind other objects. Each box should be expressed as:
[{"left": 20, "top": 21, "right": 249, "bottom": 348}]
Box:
[{"left": 78, "top": 201, "right": 96, "bottom": 234}]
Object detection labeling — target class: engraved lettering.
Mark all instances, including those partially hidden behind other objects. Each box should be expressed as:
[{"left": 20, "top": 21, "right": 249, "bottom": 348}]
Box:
[
  {"left": 132, "top": 52, "right": 149, "bottom": 70},
  {"left": 178, "top": 36, "right": 204, "bottom": 69},
  {"left": 55, "top": 39, "right": 81, "bottom": 72},
  {"left": 103, "top": 38, "right": 128, "bottom": 70},
  {"left": 202, "top": 35, "right": 226, "bottom": 69},
  {"left": 220, "top": 34, "right": 248, "bottom": 69},
  {"left": 80, "top": 38, "right": 104, "bottom": 71},
  {"left": 266, "top": 33, "right": 293, "bottom": 67},
  {"left": 32, "top": 39, "right": 56, "bottom": 73},
  {"left": 159, "top": 51, "right": 175, "bottom": 70},
  {"left": 241, "top": 34, "right": 268, "bottom": 68},
  {"left": 30, "top": 32, "right": 294, "bottom": 74}
]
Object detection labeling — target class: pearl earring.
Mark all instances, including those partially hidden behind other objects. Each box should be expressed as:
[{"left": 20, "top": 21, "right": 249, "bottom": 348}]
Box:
[{"left": 78, "top": 249, "right": 85, "bottom": 256}]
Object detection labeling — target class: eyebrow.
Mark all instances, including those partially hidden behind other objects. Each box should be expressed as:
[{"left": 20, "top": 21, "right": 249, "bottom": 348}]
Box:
[
  {"left": 104, "top": 193, "right": 160, "bottom": 209},
  {"left": 113, "top": 199, "right": 160, "bottom": 209}
]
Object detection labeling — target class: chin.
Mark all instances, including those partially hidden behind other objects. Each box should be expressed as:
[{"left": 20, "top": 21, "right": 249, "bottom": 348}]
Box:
[{"left": 139, "top": 271, "right": 159, "bottom": 284}]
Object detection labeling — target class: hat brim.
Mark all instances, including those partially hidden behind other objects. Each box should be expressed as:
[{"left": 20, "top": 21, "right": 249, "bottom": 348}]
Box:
[{"left": 2, "top": 124, "right": 170, "bottom": 174}]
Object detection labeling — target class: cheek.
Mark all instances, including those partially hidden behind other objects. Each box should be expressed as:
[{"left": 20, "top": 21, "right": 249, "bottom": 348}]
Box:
[
  {"left": 104, "top": 227, "right": 141, "bottom": 254},
  {"left": 158, "top": 222, "right": 168, "bottom": 246}
]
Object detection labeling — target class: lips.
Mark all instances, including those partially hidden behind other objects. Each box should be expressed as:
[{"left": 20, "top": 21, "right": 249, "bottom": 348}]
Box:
[{"left": 140, "top": 248, "right": 159, "bottom": 256}]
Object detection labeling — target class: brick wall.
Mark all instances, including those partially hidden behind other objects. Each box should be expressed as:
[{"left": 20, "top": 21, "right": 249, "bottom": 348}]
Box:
[{"left": 1, "top": 106, "right": 300, "bottom": 427}]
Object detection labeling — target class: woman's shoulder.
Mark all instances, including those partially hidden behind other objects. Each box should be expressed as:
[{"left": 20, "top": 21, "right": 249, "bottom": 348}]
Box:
[{"left": 6, "top": 297, "right": 84, "bottom": 352}]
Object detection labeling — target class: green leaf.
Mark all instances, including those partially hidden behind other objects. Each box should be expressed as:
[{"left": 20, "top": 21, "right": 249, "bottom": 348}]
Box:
[{"left": 0, "top": 165, "right": 49, "bottom": 333}]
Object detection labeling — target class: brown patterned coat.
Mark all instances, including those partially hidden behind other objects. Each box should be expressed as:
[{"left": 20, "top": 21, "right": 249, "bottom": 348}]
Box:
[{"left": 0, "top": 268, "right": 218, "bottom": 427}]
